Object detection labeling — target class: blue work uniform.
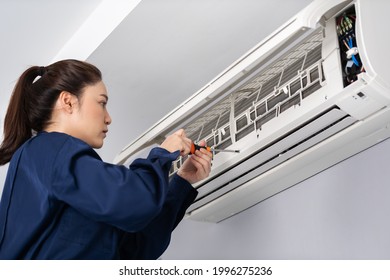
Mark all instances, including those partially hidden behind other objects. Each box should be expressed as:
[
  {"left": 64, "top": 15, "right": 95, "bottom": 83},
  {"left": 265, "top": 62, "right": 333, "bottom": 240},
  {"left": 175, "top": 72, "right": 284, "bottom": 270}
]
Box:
[{"left": 0, "top": 132, "right": 197, "bottom": 259}]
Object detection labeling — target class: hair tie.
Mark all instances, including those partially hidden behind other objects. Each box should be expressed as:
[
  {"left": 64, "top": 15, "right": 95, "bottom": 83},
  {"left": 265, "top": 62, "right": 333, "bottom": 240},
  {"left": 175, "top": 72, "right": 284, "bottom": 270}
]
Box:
[{"left": 38, "top": 66, "right": 46, "bottom": 76}]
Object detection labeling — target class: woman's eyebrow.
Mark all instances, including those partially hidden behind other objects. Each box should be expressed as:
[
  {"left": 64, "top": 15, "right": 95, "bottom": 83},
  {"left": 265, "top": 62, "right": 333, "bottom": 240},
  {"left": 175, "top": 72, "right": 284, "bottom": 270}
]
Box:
[{"left": 100, "top": 94, "right": 109, "bottom": 101}]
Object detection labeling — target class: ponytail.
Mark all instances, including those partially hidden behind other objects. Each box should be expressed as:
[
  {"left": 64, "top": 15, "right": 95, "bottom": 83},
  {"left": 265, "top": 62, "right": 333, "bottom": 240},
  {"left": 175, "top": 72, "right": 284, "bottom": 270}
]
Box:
[
  {"left": 0, "top": 59, "right": 102, "bottom": 165},
  {"left": 0, "top": 67, "right": 38, "bottom": 165}
]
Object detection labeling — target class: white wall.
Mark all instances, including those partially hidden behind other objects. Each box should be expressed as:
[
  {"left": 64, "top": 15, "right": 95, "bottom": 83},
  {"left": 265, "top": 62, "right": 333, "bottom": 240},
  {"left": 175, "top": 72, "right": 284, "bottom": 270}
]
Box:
[{"left": 162, "top": 137, "right": 390, "bottom": 259}]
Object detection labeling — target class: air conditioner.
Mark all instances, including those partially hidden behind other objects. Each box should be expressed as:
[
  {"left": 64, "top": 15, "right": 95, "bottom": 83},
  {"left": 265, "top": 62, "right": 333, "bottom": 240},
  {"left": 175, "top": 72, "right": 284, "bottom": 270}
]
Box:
[{"left": 115, "top": 0, "right": 390, "bottom": 222}]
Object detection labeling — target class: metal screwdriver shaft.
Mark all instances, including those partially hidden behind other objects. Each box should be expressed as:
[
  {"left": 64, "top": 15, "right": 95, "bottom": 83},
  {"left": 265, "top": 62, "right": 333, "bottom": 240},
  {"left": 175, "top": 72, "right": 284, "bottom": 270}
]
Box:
[{"left": 190, "top": 143, "right": 240, "bottom": 154}]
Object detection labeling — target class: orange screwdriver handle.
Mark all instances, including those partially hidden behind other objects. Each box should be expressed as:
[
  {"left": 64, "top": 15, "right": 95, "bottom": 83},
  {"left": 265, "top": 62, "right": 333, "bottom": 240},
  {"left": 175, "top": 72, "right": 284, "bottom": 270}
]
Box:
[{"left": 190, "top": 143, "right": 211, "bottom": 154}]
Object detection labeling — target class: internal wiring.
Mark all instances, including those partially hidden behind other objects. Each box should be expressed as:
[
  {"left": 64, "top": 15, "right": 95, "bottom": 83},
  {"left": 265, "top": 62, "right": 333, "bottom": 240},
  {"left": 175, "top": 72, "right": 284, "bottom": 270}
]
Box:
[
  {"left": 336, "top": 9, "right": 364, "bottom": 86},
  {"left": 348, "top": 37, "right": 359, "bottom": 66}
]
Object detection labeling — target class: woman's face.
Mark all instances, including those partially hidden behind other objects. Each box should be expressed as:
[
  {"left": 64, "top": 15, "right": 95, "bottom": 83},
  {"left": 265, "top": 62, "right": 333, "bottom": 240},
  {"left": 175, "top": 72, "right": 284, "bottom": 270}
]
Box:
[{"left": 71, "top": 81, "right": 112, "bottom": 148}]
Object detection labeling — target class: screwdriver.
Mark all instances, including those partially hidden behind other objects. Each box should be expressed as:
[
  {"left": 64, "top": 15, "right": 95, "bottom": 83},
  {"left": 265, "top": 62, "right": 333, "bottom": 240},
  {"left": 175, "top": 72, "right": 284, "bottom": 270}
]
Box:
[{"left": 190, "top": 143, "right": 240, "bottom": 154}]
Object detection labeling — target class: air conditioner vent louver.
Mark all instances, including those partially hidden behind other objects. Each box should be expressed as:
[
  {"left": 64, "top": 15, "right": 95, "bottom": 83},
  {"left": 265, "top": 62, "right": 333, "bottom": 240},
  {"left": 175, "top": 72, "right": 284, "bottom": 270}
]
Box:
[{"left": 187, "top": 107, "right": 357, "bottom": 214}]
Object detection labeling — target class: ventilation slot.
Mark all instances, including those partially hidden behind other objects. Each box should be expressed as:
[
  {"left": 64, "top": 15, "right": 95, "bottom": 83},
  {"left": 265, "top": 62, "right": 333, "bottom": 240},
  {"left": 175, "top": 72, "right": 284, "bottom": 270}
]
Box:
[{"left": 187, "top": 107, "right": 357, "bottom": 214}]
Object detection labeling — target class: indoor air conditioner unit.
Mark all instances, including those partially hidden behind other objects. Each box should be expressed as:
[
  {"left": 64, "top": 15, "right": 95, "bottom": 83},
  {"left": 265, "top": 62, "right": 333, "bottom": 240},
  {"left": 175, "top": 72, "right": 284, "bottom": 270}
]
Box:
[{"left": 115, "top": 0, "right": 390, "bottom": 222}]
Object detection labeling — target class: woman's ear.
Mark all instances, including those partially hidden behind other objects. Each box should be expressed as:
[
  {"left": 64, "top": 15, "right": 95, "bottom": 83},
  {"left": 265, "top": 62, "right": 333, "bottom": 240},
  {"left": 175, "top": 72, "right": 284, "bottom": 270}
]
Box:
[{"left": 58, "top": 91, "right": 77, "bottom": 114}]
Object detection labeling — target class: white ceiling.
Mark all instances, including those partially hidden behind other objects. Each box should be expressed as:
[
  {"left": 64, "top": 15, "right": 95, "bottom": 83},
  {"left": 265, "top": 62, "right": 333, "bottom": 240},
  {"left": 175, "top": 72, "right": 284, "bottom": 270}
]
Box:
[{"left": 0, "top": 0, "right": 314, "bottom": 163}]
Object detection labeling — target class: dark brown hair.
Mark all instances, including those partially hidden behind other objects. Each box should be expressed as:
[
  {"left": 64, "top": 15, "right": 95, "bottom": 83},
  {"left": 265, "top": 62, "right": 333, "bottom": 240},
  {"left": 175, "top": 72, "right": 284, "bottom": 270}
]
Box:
[{"left": 0, "top": 59, "right": 102, "bottom": 165}]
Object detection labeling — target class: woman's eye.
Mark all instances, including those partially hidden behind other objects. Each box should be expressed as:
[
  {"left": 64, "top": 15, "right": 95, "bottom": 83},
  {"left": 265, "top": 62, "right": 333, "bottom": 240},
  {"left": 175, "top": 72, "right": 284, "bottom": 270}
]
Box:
[{"left": 100, "top": 101, "right": 107, "bottom": 108}]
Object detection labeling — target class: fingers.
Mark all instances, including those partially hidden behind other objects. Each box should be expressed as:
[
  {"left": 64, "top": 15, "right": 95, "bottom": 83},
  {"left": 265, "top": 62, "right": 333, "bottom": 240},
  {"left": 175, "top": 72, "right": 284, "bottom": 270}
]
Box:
[
  {"left": 174, "top": 129, "right": 195, "bottom": 156},
  {"left": 160, "top": 129, "right": 192, "bottom": 155},
  {"left": 161, "top": 129, "right": 213, "bottom": 162},
  {"left": 176, "top": 137, "right": 213, "bottom": 184},
  {"left": 173, "top": 128, "right": 186, "bottom": 137},
  {"left": 182, "top": 137, "right": 192, "bottom": 156},
  {"left": 172, "top": 129, "right": 188, "bottom": 154},
  {"left": 197, "top": 139, "right": 206, "bottom": 147},
  {"left": 191, "top": 148, "right": 212, "bottom": 175}
]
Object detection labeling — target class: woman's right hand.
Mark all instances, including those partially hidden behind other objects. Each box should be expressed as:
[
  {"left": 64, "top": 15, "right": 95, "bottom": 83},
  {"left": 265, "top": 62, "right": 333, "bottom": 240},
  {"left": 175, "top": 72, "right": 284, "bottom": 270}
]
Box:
[{"left": 159, "top": 129, "right": 192, "bottom": 156}]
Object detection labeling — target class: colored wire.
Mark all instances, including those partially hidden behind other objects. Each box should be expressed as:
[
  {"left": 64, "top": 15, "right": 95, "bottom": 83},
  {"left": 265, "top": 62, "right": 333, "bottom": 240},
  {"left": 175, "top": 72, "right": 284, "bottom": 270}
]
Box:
[{"left": 348, "top": 37, "right": 359, "bottom": 66}]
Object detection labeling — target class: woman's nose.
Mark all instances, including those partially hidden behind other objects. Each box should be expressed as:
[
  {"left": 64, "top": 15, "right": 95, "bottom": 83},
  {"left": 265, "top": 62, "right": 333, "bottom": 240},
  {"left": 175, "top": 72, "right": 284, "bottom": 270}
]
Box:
[{"left": 105, "top": 111, "right": 112, "bottom": 125}]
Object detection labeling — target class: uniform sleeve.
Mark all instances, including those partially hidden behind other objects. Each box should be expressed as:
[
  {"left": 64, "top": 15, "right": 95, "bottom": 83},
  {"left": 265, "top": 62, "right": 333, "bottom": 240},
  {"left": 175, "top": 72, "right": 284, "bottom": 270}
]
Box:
[
  {"left": 118, "top": 174, "right": 198, "bottom": 260},
  {"left": 51, "top": 137, "right": 180, "bottom": 233}
]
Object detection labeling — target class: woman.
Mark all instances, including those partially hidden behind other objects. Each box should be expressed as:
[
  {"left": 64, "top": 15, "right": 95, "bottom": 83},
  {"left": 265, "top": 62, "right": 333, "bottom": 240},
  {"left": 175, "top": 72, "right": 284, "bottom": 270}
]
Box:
[{"left": 0, "top": 59, "right": 212, "bottom": 259}]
